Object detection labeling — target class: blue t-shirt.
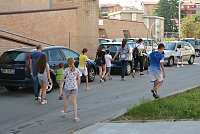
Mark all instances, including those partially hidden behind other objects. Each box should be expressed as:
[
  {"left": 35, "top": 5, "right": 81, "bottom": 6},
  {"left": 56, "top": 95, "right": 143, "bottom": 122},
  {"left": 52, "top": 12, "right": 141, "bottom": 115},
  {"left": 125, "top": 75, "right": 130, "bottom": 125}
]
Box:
[
  {"left": 30, "top": 51, "right": 42, "bottom": 74},
  {"left": 149, "top": 51, "right": 164, "bottom": 74}
]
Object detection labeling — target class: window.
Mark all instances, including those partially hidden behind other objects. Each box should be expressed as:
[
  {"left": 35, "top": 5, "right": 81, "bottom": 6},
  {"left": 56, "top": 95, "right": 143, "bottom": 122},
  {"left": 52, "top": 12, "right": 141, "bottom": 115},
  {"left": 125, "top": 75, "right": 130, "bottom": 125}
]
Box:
[
  {"left": 0, "top": 51, "right": 27, "bottom": 64},
  {"left": 132, "top": 13, "right": 136, "bottom": 21},
  {"left": 43, "top": 50, "right": 49, "bottom": 61},
  {"left": 62, "top": 49, "right": 79, "bottom": 61},
  {"left": 183, "top": 43, "right": 191, "bottom": 50},
  {"left": 49, "top": 49, "right": 64, "bottom": 61}
]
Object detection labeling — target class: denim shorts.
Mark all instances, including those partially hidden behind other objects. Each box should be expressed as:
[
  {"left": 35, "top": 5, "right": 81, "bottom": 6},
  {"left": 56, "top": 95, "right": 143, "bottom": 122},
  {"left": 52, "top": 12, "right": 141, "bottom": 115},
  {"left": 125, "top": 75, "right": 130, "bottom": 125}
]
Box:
[
  {"left": 177, "top": 56, "right": 182, "bottom": 60},
  {"left": 64, "top": 89, "right": 78, "bottom": 96},
  {"left": 106, "top": 67, "right": 111, "bottom": 73},
  {"left": 38, "top": 76, "right": 48, "bottom": 84}
]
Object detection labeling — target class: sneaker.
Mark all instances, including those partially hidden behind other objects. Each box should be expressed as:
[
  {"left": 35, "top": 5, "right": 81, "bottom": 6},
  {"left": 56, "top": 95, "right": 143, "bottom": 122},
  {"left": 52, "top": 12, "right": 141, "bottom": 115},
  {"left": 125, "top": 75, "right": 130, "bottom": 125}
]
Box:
[
  {"left": 41, "top": 100, "right": 48, "bottom": 105},
  {"left": 86, "top": 87, "right": 91, "bottom": 90},
  {"left": 155, "top": 95, "right": 160, "bottom": 99},
  {"left": 35, "top": 97, "right": 38, "bottom": 100},
  {"left": 181, "top": 65, "right": 184, "bottom": 67},
  {"left": 103, "top": 77, "right": 106, "bottom": 82},
  {"left": 177, "top": 65, "right": 180, "bottom": 67},
  {"left": 121, "top": 78, "right": 125, "bottom": 81},
  {"left": 100, "top": 78, "right": 104, "bottom": 83},
  {"left": 59, "top": 96, "right": 63, "bottom": 100},
  {"left": 109, "top": 78, "right": 112, "bottom": 80},
  {"left": 151, "top": 87, "right": 156, "bottom": 98},
  {"left": 132, "top": 72, "right": 135, "bottom": 77},
  {"left": 38, "top": 97, "right": 41, "bottom": 102}
]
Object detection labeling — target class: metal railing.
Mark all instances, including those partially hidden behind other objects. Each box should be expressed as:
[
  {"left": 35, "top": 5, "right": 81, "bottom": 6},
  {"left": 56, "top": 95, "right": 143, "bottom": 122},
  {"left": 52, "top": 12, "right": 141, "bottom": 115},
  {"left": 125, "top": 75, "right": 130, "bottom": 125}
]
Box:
[{"left": 0, "top": 29, "right": 54, "bottom": 46}]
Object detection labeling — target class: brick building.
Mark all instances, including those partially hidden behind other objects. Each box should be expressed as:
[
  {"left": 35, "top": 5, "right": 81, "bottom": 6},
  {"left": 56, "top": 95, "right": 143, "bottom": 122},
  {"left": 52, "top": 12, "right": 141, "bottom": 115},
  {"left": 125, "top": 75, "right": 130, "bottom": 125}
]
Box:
[
  {"left": 0, "top": 0, "right": 154, "bottom": 58},
  {"left": 142, "top": 2, "right": 158, "bottom": 16},
  {"left": 100, "top": 4, "right": 123, "bottom": 18}
]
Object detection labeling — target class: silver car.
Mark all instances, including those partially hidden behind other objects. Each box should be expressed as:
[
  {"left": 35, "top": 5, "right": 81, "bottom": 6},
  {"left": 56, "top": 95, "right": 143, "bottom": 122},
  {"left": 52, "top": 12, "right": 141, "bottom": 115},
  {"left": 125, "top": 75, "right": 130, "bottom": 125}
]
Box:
[{"left": 163, "top": 41, "right": 195, "bottom": 66}]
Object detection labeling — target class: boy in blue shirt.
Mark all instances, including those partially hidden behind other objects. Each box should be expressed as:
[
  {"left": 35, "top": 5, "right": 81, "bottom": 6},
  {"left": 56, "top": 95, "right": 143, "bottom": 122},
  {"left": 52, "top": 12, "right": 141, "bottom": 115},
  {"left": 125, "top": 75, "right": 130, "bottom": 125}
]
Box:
[{"left": 149, "top": 43, "right": 166, "bottom": 99}]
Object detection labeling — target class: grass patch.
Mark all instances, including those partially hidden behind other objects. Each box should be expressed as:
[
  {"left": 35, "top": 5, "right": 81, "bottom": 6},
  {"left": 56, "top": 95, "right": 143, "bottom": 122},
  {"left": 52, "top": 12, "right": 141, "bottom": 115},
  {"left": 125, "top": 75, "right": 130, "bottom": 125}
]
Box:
[{"left": 112, "top": 87, "right": 200, "bottom": 121}]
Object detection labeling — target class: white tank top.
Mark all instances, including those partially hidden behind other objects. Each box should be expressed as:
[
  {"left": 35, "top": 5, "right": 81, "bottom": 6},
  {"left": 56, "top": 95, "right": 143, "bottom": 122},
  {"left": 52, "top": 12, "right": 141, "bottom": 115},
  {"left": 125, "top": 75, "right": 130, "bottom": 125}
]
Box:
[{"left": 177, "top": 48, "right": 182, "bottom": 56}]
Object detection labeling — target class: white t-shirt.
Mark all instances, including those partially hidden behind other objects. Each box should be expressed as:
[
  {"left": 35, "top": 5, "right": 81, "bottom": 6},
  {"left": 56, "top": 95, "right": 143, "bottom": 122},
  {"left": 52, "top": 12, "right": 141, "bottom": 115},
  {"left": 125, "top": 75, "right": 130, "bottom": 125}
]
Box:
[
  {"left": 177, "top": 48, "right": 182, "bottom": 56},
  {"left": 133, "top": 44, "right": 145, "bottom": 56},
  {"left": 106, "top": 54, "right": 112, "bottom": 67}
]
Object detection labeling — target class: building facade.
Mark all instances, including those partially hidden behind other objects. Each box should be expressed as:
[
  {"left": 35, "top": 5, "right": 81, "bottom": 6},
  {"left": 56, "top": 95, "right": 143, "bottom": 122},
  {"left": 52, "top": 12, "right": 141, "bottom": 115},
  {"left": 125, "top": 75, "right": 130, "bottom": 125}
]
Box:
[
  {"left": 100, "top": 4, "right": 123, "bottom": 18},
  {"left": 142, "top": 2, "right": 158, "bottom": 16}
]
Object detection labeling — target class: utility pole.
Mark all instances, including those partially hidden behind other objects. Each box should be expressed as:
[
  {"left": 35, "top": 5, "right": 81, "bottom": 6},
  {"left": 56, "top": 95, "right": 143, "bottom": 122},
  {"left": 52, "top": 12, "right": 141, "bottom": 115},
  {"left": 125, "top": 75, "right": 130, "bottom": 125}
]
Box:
[
  {"left": 178, "top": 0, "right": 181, "bottom": 40},
  {"left": 49, "top": 0, "right": 52, "bottom": 9}
]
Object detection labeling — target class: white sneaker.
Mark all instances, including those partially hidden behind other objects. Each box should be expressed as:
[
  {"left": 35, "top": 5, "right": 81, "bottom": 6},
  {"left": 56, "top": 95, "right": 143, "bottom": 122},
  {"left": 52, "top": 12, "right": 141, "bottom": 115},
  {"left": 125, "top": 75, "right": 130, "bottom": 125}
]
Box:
[
  {"left": 181, "top": 65, "right": 184, "bottom": 67},
  {"left": 177, "top": 65, "right": 180, "bottom": 67},
  {"left": 38, "top": 97, "right": 41, "bottom": 102},
  {"left": 41, "top": 100, "right": 48, "bottom": 105}
]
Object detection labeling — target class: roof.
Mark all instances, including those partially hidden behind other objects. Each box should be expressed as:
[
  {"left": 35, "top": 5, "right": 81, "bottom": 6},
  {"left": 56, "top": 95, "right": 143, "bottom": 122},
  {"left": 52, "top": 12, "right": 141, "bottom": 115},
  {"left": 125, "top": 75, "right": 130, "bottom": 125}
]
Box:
[
  {"left": 142, "top": 2, "right": 158, "bottom": 5},
  {"left": 143, "top": 16, "right": 164, "bottom": 20},
  {"left": 102, "top": 4, "right": 121, "bottom": 8},
  {"left": 109, "top": 10, "right": 143, "bottom": 16}
]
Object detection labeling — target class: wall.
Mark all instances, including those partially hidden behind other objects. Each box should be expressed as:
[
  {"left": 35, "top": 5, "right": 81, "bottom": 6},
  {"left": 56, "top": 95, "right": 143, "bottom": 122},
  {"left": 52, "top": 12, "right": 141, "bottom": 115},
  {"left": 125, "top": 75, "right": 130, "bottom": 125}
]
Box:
[
  {"left": 99, "top": 19, "right": 151, "bottom": 39},
  {"left": 0, "top": 9, "right": 77, "bottom": 56},
  {"left": 52, "top": 0, "right": 99, "bottom": 58},
  {"left": 0, "top": 0, "right": 49, "bottom": 12}
]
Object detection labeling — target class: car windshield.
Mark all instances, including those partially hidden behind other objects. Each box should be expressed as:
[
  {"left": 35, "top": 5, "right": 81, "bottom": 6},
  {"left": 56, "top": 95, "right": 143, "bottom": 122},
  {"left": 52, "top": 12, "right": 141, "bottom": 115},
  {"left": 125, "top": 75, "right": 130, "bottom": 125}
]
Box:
[
  {"left": 99, "top": 39, "right": 110, "bottom": 44},
  {"left": 115, "top": 39, "right": 123, "bottom": 42},
  {"left": 163, "top": 42, "right": 176, "bottom": 50},
  {"left": 128, "top": 39, "right": 137, "bottom": 43},
  {"left": 0, "top": 51, "right": 27, "bottom": 64},
  {"left": 102, "top": 44, "right": 121, "bottom": 52},
  {"left": 182, "top": 40, "right": 195, "bottom": 46}
]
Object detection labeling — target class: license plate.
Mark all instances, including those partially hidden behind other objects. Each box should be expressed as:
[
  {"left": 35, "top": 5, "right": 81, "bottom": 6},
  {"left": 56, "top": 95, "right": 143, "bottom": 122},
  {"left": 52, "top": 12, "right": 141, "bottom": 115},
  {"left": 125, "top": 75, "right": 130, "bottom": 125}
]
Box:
[{"left": 1, "top": 69, "right": 15, "bottom": 74}]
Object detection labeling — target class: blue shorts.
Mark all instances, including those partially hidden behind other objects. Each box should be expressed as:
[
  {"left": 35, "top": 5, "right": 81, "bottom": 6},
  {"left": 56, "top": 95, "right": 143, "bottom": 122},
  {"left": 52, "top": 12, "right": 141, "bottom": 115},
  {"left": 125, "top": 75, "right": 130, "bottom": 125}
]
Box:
[
  {"left": 106, "top": 67, "right": 111, "bottom": 73},
  {"left": 177, "top": 56, "right": 182, "bottom": 60}
]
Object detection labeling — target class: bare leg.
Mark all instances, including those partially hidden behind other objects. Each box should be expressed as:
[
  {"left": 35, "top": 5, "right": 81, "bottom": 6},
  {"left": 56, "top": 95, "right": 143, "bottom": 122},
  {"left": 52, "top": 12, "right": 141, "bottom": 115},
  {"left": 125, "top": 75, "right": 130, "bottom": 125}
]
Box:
[
  {"left": 181, "top": 58, "right": 184, "bottom": 65},
  {"left": 85, "top": 75, "right": 90, "bottom": 90},
  {"left": 154, "top": 81, "right": 158, "bottom": 88},
  {"left": 72, "top": 94, "right": 78, "bottom": 119},
  {"left": 64, "top": 95, "right": 70, "bottom": 113},
  {"left": 42, "top": 83, "right": 48, "bottom": 102},
  {"left": 98, "top": 66, "right": 102, "bottom": 78},
  {"left": 105, "top": 72, "right": 109, "bottom": 78},
  {"left": 59, "top": 86, "right": 63, "bottom": 97},
  {"left": 155, "top": 82, "right": 163, "bottom": 95},
  {"left": 177, "top": 59, "right": 179, "bottom": 66},
  {"left": 102, "top": 65, "right": 106, "bottom": 78}
]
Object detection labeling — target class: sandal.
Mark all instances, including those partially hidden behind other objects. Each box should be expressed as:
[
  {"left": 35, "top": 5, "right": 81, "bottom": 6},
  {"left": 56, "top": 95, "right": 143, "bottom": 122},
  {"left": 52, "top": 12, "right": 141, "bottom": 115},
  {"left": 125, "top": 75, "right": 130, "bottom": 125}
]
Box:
[
  {"left": 60, "top": 110, "right": 66, "bottom": 118},
  {"left": 74, "top": 118, "right": 80, "bottom": 122}
]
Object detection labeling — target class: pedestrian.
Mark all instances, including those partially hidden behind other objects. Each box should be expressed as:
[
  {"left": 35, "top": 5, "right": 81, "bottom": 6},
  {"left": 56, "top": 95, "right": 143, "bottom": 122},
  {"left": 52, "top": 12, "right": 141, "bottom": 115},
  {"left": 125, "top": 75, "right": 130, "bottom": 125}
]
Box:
[
  {"left": 30, "top": 44, "right": 43, "bottom": 100},
  {"left": 147, "top": 48, "right": 156, "bottom": 74},
  {"left": 149, "top": 43, "right": 166, "bottom": 99},
  {"left": 96, "top": 45, "right": 107, "bottom": 83},
  {"left": 132, "top": 38, "right": 146, "bottom": 77},
  {"left": 113, "top": 39, "right": 131, "bottom": 81},
  {"left": 36, "top": 54, "right": 51, "bottom": 104},
  {"left": 176, "top": 44, "right": 184, "bottom": 67},
  {"left": 105, "top": 49, "right": 113, "bottom": 80},
  {"left": 56, "top": 62, "right": 65, "bottom": 100},
  {"left": 78, "top": 48, "right": 90, "bottom": 90},
  {"left": 60, "top": 58, "right": 80, "bottom": 122}
]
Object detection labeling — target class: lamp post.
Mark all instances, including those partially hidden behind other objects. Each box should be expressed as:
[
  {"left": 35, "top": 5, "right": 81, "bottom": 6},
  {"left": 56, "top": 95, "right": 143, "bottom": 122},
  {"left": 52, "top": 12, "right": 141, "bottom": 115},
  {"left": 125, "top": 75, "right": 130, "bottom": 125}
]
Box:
[
  {"left": 150, "top": 21, "right": 158, "bottom": 40},
  {"left": 178, "top": 0, "right": 181, "bottom": 40}
]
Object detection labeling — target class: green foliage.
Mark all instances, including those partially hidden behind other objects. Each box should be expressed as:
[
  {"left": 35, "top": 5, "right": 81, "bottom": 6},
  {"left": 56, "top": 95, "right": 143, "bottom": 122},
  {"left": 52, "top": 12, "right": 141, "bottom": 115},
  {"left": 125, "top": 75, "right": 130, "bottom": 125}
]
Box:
[
  {"left": 181, "top": 15, "right": 200, "bottom": 38},
  {"left": 112, "top": 87, "right": 200, "bottom": 121},
  {"left": 107, "top": 9, "right": 114, "bottom": 15},
  {"left": 153, "top": 0, "right": 186, "bottom": 32}
]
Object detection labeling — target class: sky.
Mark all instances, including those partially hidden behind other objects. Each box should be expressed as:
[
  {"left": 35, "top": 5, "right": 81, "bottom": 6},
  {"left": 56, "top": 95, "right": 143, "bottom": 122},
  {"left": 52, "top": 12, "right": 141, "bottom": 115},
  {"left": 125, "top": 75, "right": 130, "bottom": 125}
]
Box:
[{"left": 99, "top": 0, "right": 159, "bottom": 10}]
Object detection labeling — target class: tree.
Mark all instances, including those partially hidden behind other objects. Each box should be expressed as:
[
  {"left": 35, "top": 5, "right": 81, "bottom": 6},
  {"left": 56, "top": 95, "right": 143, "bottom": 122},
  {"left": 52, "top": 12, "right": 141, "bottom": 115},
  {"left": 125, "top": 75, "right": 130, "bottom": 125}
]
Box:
[
  {"left": 153, "top": 0, "right": 186, "bottom": 32},
  {"left": 181, "top": 15, "right": 200, "bottom": 38}
]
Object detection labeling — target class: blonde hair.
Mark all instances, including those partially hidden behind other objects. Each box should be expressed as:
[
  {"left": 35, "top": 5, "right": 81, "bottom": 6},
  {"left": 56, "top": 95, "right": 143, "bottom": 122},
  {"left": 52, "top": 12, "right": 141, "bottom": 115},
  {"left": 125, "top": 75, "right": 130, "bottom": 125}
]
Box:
[{"left": 67, "top": 58, "right": 75, "bottom": 72}]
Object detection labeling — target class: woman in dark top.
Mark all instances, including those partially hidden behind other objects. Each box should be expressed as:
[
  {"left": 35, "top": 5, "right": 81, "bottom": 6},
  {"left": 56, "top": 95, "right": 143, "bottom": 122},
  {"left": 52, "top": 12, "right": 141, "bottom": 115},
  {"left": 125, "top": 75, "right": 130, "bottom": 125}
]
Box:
[{"left": 96, "top": 45, "right": 107, "bottom": 83}]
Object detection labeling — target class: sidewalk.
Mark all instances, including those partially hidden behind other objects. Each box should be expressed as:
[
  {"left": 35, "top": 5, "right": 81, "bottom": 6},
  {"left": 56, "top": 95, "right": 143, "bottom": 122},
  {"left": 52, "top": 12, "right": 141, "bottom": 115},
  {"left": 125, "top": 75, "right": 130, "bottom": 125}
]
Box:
[{"left": 74, "top": 121, "right": 200, "bottom": 134}]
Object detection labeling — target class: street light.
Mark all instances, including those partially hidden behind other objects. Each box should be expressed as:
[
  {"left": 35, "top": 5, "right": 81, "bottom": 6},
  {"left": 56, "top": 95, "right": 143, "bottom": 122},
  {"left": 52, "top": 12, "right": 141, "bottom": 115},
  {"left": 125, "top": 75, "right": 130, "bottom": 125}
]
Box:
[
  {"left": 150, "top": 21, "right": 158, "bottom": 40},
  {"left": 178, "top": 0, "right": 181, "bottom": 40}
]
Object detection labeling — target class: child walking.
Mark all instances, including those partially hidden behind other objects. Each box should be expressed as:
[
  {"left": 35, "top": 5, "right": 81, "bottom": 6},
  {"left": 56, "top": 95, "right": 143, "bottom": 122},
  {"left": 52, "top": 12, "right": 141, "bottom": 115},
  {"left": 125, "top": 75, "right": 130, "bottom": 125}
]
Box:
[
  {"left": 36, "top": 54, "right": 51, "bottom": 104},
  {"left": 61, "top": 58, "right": 80, "bottom": 122},
  {"left": 176, "top": 44, "right": 184, "bottom": 67},
  {"left": 78, "top": 48, "right": 90, "bottom": 90},
  {"left": 149, "top": 43, "right": 166, "bottom": 99},
  {"left": 56, "top": 63, "right": 65, "bottom": 100},
  {"left": 105, "top": 49, "right": 113, "bottom": 80}
]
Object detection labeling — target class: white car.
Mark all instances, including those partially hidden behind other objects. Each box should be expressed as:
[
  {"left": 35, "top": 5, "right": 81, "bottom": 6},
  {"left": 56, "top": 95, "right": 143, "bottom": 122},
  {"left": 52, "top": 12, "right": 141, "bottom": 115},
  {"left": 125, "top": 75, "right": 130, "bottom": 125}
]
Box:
[{"left": 163, "top": 41, "right": 195, "bottom": 66}]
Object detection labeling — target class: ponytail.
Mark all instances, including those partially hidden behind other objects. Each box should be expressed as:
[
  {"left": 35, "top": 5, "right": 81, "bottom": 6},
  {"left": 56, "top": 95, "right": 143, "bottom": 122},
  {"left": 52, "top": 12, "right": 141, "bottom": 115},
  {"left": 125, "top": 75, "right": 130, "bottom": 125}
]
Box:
[{"left": 67, "top": 58, "right": 75, "bottom": 72}]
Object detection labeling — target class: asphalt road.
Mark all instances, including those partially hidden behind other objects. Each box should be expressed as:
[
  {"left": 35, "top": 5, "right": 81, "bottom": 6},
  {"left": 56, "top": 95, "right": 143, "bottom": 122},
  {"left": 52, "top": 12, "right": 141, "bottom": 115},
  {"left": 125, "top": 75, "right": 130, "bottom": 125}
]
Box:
[{"left": 0, "top": 58, "right": 200, "bottom": 134}]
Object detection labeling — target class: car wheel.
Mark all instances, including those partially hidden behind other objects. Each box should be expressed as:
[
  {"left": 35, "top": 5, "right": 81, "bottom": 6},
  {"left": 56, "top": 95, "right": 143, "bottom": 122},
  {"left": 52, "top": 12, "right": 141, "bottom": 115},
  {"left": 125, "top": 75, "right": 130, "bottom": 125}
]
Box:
[
  {"left": 46, "top": 76, "right": 54, "bottom": 93},
  {"left": 167, "top": 57, "right": 174, "bottom": 67},
  {"left": 188, "top": 56, "right": 195, "bottom": 65},
  {"left": 195, "top": 50, "right": 200, "bottom": 57},
  {"left": 126, "top": 63, "right": 131, "bottom": 75},
  {"left": 6, "top": 86, "right": 19, "bottom": 91},
  {"left": 88, "top": 67, "right": 95, "bottom": 82}
]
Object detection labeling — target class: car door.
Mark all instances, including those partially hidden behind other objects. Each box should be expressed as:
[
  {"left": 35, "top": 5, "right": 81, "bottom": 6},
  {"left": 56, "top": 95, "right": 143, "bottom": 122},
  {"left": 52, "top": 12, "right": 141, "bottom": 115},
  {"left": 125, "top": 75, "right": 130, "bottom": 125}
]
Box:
[
  {"left": 61, "top": 48, "right": 79, "bottom": 68},
  {"left": 182, "top": 42, "right": 191, "bottom": 61},
  {"left": 48, "top": 49, "right": 65, "bottom": 71}
]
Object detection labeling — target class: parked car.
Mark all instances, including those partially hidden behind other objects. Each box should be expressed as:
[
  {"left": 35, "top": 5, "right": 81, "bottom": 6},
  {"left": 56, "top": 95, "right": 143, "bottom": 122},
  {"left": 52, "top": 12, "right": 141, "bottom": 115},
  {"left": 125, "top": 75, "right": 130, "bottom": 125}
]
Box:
[
  {"left": 99, "top": 38, "right": 113, "bottom": 44},
  {"left": 181, "top": 38, "right": 200, "bottom": 57},
  {"left": 0, "top": 46, "right": 97, "bottom": 93},
  {"left": 163, "top": 41, "right": 195, "bottom": 66},
  {"left": 101, "top": 42, "right": 149, "bottom": 75}
]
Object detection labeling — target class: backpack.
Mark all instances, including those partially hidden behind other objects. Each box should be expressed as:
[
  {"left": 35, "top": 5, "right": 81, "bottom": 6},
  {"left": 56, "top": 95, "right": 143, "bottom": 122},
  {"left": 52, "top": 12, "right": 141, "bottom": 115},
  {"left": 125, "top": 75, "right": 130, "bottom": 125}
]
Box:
[{"left": 133, "top": 45, "right": 140, "bottom": 58}]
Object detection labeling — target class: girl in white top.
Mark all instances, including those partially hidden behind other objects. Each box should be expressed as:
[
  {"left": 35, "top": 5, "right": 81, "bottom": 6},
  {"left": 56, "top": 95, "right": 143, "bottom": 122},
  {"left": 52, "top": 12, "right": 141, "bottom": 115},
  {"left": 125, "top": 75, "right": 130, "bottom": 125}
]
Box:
[
  {"left": 60, "top": 58, "right": 80, "bottom": 122},
  {"left": 176, "top": 44, "right": 184, "bottom": 67}
]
